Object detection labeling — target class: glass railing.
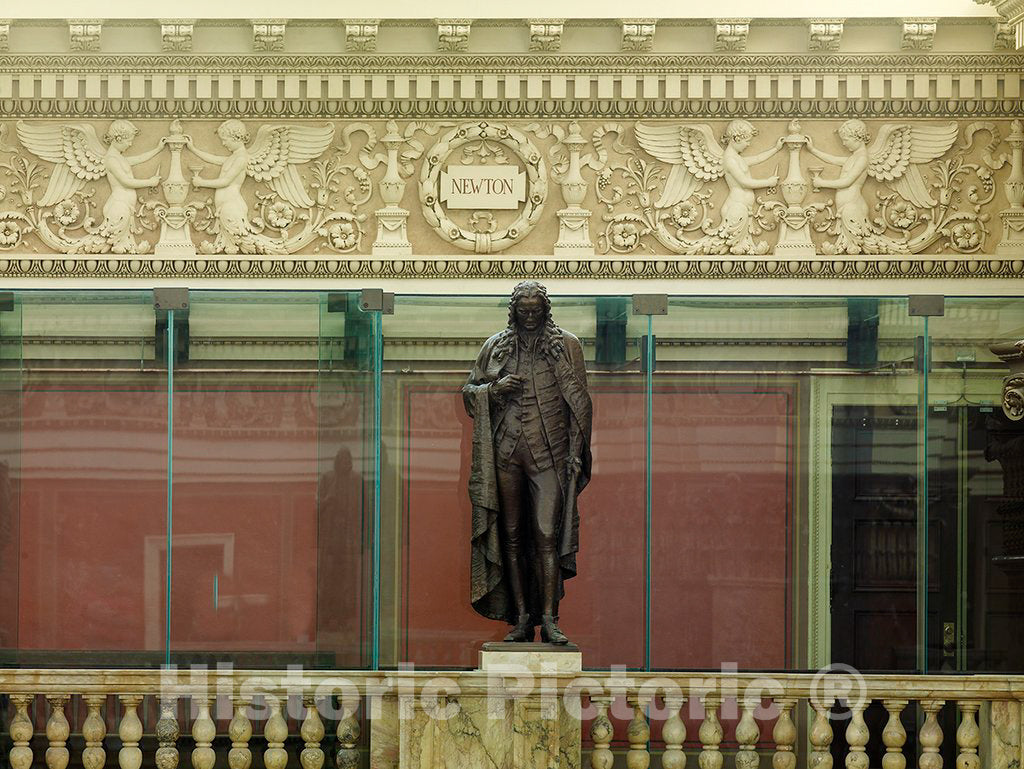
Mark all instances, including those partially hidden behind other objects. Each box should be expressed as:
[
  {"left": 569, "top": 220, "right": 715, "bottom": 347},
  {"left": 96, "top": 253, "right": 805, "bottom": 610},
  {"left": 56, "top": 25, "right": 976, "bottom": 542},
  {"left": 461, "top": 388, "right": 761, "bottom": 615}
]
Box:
[{"left": 0, "top": 289, "right": 1020, "bottom": 674}]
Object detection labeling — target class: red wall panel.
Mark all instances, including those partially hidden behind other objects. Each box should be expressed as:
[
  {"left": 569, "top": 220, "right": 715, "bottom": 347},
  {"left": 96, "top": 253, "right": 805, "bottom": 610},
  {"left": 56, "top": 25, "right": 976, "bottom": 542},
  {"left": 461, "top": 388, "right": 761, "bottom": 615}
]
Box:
[{"left": 401, "top": 381, "right": 793, "bottom": 670}]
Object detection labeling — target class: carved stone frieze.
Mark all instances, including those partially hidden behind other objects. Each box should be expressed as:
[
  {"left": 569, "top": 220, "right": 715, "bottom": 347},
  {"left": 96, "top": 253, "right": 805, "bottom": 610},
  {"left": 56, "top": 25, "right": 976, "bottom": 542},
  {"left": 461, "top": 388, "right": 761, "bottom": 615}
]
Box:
[
  {"left": 160, "top": 20, "right": 194, "bottom": 52},
  {"left": 69, "top": 20, "right": 102, "bottom": 52},
  {"left": 345, "top": 20, "right": 379, "bottom": 52},
  {"left": 808, "top": 19, "right": 844, "bottom": 51},
  {"left": 0, "top": 118, "right": 1020, "bottom": 272},
  {"left": 621, "top": 20, "right": 656, "bottom": 52},
  {"left": 436, "top": 19, "right": 471, "bottom": 52},
  {"left": 529, "top": 20, "right": 564, "bottom": 52},
  {"left": 251, "top": 20, "right": 286, "bottom": 52},
  {"left": 715, "top": 19, "right": 751, "bottom": 52},
  {"left": 0, "top": 20, "right": 9, "bottom": 53},
  {"left": 901, "top": 18, "right": 938, "bottom": 51}
]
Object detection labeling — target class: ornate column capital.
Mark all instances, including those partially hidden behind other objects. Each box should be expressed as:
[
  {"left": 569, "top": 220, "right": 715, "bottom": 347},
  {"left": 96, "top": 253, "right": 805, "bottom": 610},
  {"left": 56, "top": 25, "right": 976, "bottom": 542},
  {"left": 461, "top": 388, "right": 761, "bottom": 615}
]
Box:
[
  {"left": 436, "top": 19, "right": 471, "bottom": 51},
  {"left": 991, "top": 339, "right": 1024, "bottom": 420},
  {"left": 529, "top": 19, "right": 565, "bottom": 51},
  {"left": 69, "top": 19, "right": 102, "bottom": 51},
  {"left": 715, "top": 19, "right": 751, "bottom": 51},
  {"left": 808, "top": 18, "right": 844, "bottom": 51},
  {"left": 345, "top": 20, "right": 379, "bottom": 52},
  {"left": 159, "top": 20, "right": 194, "bottom": 52},
  {"left": 621, "top": 19, "right": 656, "bottom": 51},
  {"left": 901, "top": 18, "right": 939, "bottom": 50},
  {"left": 251, "top": 19, "right": 286, "bottom": 51}
]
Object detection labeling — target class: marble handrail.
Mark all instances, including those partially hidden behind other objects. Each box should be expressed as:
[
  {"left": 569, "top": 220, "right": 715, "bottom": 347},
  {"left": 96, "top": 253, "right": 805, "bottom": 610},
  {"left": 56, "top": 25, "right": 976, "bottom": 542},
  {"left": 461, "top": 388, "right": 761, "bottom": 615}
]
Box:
[{"left": 2, "top": 669, "right": 1022, "bottom": 769}]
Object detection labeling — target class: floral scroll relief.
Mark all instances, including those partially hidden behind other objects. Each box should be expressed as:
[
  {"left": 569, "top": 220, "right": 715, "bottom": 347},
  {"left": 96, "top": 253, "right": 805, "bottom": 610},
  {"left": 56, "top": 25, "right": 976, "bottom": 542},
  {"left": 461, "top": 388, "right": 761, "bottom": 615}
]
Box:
[
  {"left": 336, "top": 120, "right": 450, "bottom": 255},
  {"left": 601, "top": 119, "right": 1001, "bottom": 257},
  {"left": 804, "top": 120, "right": 980, "bottom": 254},
  {"left": 13, "top": 120, "right": 163, "bottom": 254}
]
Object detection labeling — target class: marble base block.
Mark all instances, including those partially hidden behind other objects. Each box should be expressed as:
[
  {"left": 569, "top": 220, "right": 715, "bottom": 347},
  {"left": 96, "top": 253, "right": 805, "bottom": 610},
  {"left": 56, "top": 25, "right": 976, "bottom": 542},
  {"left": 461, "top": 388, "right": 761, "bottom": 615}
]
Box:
[{"left": 370, "top": 645, "right": 582, "bottom": 769}]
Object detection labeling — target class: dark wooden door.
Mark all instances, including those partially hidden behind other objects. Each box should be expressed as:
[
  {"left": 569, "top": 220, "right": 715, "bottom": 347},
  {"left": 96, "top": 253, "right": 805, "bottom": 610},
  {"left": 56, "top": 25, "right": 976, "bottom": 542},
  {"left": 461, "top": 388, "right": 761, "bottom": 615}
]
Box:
[{"left": 830, "top": 404, "right": 958, "bottom": 767}]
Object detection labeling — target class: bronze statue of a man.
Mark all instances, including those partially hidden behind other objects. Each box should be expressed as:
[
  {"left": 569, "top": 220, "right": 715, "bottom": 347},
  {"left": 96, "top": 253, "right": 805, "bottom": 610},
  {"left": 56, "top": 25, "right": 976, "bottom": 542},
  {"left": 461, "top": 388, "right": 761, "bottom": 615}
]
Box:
[{"left": 463, "top": 281, "right": 592, "bottom": 644}]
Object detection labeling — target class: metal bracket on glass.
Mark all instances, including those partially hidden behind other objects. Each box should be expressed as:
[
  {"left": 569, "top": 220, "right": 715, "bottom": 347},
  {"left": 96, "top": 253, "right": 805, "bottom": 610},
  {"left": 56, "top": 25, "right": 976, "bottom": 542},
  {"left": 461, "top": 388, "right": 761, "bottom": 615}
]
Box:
[
  {"left": 154, "top": 287, "right": 190, "bottom": 363},
  {"left": 153, "top": 287, "right": 190, "bottom": 312},
  {"left": 632, "top": 294, "right": 668, "bottom": 315},
  {"left": 908, "top": 295, "right": 945, "bottom": 317},
  {"left": 360, "top": 288, "right": 395, "bottom": 314}
]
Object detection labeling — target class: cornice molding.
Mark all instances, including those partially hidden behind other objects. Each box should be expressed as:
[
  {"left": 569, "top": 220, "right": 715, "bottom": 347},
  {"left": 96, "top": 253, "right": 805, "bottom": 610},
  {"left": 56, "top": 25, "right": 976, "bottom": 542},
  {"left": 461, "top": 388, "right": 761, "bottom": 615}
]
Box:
[
  {"left": 0, "top": 256, "right": 1018, "bottom": 280},
  {"left": 0, "top": 52, "right": 1019, "bottom": 73},
  {"left": 0, "top": 98, "right": 1019, "bottom": 119}
]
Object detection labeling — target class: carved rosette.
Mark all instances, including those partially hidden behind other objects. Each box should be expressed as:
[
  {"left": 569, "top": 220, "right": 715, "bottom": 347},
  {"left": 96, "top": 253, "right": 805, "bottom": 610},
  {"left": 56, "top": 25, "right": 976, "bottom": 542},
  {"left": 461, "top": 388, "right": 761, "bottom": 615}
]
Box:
[{"left": 419, "top": 121, "right": 547, "bottom": 254}]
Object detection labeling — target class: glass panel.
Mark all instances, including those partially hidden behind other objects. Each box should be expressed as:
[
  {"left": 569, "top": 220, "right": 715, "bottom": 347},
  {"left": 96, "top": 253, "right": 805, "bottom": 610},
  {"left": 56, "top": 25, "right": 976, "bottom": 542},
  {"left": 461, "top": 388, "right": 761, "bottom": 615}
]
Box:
[
  {"left": 647, "top": 295, "right": 927, "bottom": 766},
  {"left": 925, "top": 297, "right": 1024, "bottom": 673},
  {"left": 0, "top": 295, "right": 21, "bottom": 658},
  {"left": 649, "top": 296, "right": 926, "bottom": 672},
  {"left": 319, "top": 292, "right": 378, "bottom": 669},
  {"left": 0, "top": 290, "right": 167, "bottom": 666},
  {"left": 168, "top": 291, "right": 375, "bottom": 668},
  {"left": 380, "top": 293, "right": 646, "bottom": 669}
]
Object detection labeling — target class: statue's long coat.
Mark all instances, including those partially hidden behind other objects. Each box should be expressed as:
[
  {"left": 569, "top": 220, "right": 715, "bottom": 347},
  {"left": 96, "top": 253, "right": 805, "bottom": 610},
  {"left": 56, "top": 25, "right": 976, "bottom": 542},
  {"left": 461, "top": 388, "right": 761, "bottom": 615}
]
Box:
[{"left": 462, "top": 327, "right": 593, "bottom": 623}]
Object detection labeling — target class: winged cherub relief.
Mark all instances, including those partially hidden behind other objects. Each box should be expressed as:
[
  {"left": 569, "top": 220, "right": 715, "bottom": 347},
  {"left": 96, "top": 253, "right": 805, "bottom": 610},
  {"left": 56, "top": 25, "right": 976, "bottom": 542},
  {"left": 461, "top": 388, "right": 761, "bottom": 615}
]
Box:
[
  {"left": 805, "top": 119, "right": 959, "bottom": 254},
  {"left": 186, "top": 120, "right": 335, "bottom": 254},
  {"left": 634, "top": 119, "right": 784, "bottom": 254},
  {"left": 16, "top": 120, "right": 163, "bottom": 253}
]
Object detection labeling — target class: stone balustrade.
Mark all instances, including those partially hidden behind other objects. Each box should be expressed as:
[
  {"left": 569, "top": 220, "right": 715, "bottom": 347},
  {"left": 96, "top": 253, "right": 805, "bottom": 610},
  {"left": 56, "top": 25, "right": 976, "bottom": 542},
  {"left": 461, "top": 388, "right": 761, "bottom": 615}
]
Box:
[{"left": 1, "top": 669, "right": 1022, "bottom": 769}]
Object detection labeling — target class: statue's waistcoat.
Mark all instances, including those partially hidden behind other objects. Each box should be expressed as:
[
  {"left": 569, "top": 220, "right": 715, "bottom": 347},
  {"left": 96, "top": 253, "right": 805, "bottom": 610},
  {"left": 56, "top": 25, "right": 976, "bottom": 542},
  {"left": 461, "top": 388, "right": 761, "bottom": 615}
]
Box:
[{"left": 494, "top": 336, "right": 569, "bottom": 471}]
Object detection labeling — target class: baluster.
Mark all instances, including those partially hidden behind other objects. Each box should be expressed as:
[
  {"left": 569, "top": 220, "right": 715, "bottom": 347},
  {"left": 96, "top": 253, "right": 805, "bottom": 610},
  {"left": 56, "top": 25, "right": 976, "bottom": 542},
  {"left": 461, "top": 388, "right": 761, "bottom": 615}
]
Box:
[
  {"left": 82, "top": 695, "right": 107, "bottom": 769},
  {"left": 191, "top": 697, "right": 215, "bottom": 769},
  {"left": 9, "top": 695, "right": 34, "bottom": 769},
  {"left": 772, "top": 698, "right": 797, "bottom": 769},
  {"left": 920, "top": 701, "right": 946, "bottom": 769},
  {"left": 845, "top": 700, "right": 870, "bottom": 769},
  {"left": 699, "top": 696, "right": 725, "bottom": 769},
  {"left": 300, "top": 696, "right": 325, "bottom": 769},
  {"left": 663, "top": 696, "right": 688, "bottom": 769},
  {"left": 45, "top": 695, "right": 71, "bottom": 769},
  {"left": 956, "top": 702, "right": 981, "bottom": 769},
  {"left": 154, "top": 697, "right": 180, "bottom": 769},
  {"left": 336, "top": 703, "right": 361, "bottom": 769},
  {"left": 264, "top": 697, "right": 289, "bottom": 769},
  {"left": 118, "top": 696, "right": 143, "bottom": 769},
  {"left": 589, "top": 697, "right": 614, "bottom": 769},
  {"left": 228, "top": 696, "right": 253, "bottom": 769},
  {"left": 626, "top": 696, "right": 651, "bottom": 769},
  {"left": 882, "top": 700, "right": 908, "bottom": 769},
  {"left": 736, "top": 699, "right": 760, "bottom": 769},
  {"left": 808, "top": 698, "right": 835, "bottom": 769}
]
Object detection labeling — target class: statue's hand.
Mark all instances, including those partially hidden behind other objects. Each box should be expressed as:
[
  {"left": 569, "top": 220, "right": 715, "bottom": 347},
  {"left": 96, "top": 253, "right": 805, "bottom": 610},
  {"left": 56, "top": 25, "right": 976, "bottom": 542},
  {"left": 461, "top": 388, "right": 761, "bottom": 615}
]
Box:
[{"left": 491, "top": 374, "right": 525, "bottom": 397}]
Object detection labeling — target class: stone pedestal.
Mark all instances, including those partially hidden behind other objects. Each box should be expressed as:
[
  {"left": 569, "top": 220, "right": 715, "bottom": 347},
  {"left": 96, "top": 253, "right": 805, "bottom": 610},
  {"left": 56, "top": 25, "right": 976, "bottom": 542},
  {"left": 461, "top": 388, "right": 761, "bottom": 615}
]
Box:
[
  {"left": 370, "top": 644, "right": 582, "bottom": 769},
  {"left": 989, "top": 700, "right": 1021, "bottom": 769},
  {"left": 996, "top": 210, "right": 1024, "bottom": 256},
  {"left": 372, "top": 206, "right": 413, "bottom": 255},
  {"left": 554, "top": 207, "right": 595, "bottom": 255}
]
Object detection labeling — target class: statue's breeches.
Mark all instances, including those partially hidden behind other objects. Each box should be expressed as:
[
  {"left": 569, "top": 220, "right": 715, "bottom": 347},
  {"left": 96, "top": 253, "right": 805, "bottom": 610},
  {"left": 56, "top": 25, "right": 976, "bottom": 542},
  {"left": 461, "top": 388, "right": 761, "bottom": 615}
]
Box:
[{"left": 495, "top": 436, "right": 564, "bottom": 617}]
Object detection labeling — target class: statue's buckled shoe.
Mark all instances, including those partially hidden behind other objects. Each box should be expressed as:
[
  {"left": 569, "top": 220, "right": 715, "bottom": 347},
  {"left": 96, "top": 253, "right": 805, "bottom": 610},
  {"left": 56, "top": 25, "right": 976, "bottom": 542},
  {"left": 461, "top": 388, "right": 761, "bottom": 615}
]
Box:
[
  {"left": 540, "top": 615, "right": 569, "bottom": 645},
  {"left": 504, "top": 614, "right": 535, "bottom": 642}
]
